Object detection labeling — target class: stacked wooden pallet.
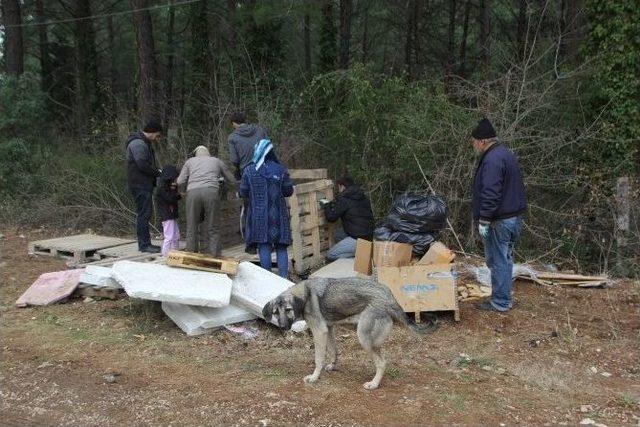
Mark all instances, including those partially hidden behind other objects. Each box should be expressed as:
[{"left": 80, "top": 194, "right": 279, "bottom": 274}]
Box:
[{"left": 289, "top": 177, "right": 335, "bottom": 274}]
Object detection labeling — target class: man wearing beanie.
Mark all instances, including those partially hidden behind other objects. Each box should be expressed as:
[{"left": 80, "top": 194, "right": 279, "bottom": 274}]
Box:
[
  {"left": 471, "top": 118, "right": 527, "bottom": 312},
  {"left": 125, "top": 120, "right": 163, "bottom": 253}
]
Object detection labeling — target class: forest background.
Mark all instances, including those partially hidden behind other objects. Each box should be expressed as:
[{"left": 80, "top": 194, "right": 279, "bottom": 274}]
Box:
[{"left": 0, "top": 0, "right": 638, "bottom": 275}]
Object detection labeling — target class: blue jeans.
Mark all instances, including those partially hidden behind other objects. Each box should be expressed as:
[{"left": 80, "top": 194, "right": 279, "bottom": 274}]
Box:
[
  {"left": 130, "top": 188, "right": 153, "bottom": 250},
  {"left": 483, "top": 216, "right": 523, "bottom": 311},
  {"left": 326, "top": 236, "right": 357, "bottom": 261},
  {"left": 258, "top": 243, "right": 289, "bottom": 278}
]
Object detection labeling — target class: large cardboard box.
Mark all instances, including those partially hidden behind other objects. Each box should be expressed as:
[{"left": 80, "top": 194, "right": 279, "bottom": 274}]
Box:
[
  {"left": 372, "top": 241, "right": 413, "bottom": 267},
  {"left": 376, "top": 263, "right": 458, "bottom": 319},
  {"left": 354, "top": 239, "right": 373, "bottom": 276}
]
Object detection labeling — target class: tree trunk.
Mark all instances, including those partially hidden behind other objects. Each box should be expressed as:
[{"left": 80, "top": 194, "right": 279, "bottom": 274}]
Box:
[
  {"left": 107, "top": 15, "right": 118, "bottom": 94},
  {"left": 517, "top": 0, "right": 527, "bottom": 61},
  {"left": 361, "top": 5, "right": 369, "bottom": 63},
  {"left": 458, "top": 0, "right": 472, "bottom": 76},
  {"left": 446, "top": 0, "right": 457, "bottom": 74},
  {"left": 566, "top": 0, "right": 582, "bottom": 60},
  {"left": 226, "top": 0, "right": 237, "bottom": 50},
  {"left": 1, "top": 0, "right": 24, "bottom": 76},
  {"left": 35, "top": 0, "right": 51, "bottom": 91},
  {"left": 405, "top": 0, "right": 415, "bottom": 79},
  {"left": 319, "top": 0, "right": 337, "bottom": 72},
  {"left": 339, "top": 0, "right": 352, "bottom": 69},
  {"left": 479, "top": 0, "right": 491, "bottom": 73},
  {"left": 304, "top": 13, "right": 311, "bottom": 74},
  {"left": 74, "top": 0, "right": 99, "bottom": 132},
  {"left": 131, "top": 0, "right": 158, "bottom": 123},
  {"left": 164, "top": 0, "right": 176, "bottom": 132}
]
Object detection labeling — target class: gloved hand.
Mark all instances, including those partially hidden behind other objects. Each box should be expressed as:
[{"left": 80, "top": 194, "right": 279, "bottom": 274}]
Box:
[
  {"left": 318, "top": 198, "right": 330, "bottom": 206},
  {"left": 478, "top": 222, "right": 490, "bottom": 239}
]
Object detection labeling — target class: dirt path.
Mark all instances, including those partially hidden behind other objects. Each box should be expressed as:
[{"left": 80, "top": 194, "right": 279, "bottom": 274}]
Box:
[{"left": 1, "top": 231, "right": 639, "bottom": 426}]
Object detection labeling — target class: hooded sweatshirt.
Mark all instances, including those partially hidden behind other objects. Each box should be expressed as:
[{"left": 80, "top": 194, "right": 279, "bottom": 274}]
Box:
[
  {"left": 323, "top": 185, "right": 375, "bottom": 239},
  {"left": 176, "top": 146, "right": 237, "bottom": 192},
  {"left": 125, "top": 131, "right": 160, "bottom": 190},
  {"left": 227, "top": 123, "right": 269, "bottom": 172},
  {"left": 156, "top": 165, "right": 181, "bottom": 221}
]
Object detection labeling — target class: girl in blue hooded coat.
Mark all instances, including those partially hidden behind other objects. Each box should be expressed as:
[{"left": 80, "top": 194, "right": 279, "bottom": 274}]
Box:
[{"left": 240, "top": 140, "right": 293, "bottom": 278}]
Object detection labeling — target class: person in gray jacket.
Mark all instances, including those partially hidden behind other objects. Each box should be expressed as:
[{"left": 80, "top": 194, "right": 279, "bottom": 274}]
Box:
[
  {"left": 227, "top": 111, "right": 269, "bottom": 179},
  {"left": 125, "top": 120, "right": 163, "bottom": 253},
  {"left": 227, "top": 111, "right": 268, "bottom": 245},
  {"left": 177, "top": 145, "right": 236, "bottom": 256}
]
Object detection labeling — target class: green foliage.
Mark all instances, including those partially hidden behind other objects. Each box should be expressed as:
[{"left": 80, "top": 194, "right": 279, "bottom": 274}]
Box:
[
  {"left": 0, "top": 74, "right": 49, "bottom": 138},
  {"left": 296, "top": 65, "right": 473, "bottom": 215},
  {"left": 583, "top": 0, "right": 640, "bottom": 174}
]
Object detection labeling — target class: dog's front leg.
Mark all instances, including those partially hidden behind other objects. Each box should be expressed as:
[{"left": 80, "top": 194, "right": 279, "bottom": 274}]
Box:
[
  {"left": 304, "top": 321, "right": 328, "bottom": 384},
  {"left": 324, "top": 325, "right": 338, "bottom": 372}
]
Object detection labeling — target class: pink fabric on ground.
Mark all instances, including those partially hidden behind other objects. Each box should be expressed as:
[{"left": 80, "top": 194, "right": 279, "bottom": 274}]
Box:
[
  {"left": 162, "top": 219, "right": 180, "bottom": 256},
  {"left": 15, "top": 269, "right": 84, "bottom": 307}
]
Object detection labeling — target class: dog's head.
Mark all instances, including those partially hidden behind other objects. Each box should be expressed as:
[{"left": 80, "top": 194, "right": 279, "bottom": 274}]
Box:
[{"left": 262, "top": 286, "right": 306, "bottom": 330}]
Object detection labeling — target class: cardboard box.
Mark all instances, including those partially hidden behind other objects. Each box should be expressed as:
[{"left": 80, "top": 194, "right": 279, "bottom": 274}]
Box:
[
  {"left": 354, "top": 239, "right": 373, "bottom": 276},
  {"left": 372, "top": 241, "right": 413, "bottom": 268},
  {"left": 417, "top": 241, "right": 455, "bottom": 265},
  {"left": 376, "top": 263, "right": 458, "bottom": 315}
]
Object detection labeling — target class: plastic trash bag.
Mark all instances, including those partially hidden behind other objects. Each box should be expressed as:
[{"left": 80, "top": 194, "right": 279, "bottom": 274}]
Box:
[
  {"left": 374, "top": 225, "right": 436, "bottom": 256},
  {"left": 386, "top": 193, "right": 447, "bottom": 234}
]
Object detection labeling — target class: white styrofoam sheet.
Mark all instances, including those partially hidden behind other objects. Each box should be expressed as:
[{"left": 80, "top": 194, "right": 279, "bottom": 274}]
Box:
[
  {"left": 113, "top": 261, "right": 232, "bottom": 307},
  {"left": 310, "top": 258, "right": 358, "bottom": 279},
  {"left": 231, "top": 261, "right": 295, "bottom": 320},
  {"left": 162, "top": 302, "right": 256, "bottom": 336},
  {"left": 79, "top": 265, "right": 121, "bottom": 289}
]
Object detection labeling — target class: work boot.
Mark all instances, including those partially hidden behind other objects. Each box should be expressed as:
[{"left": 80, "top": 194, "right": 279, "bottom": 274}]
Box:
[{"left": 141, "top": 245, "right": 161, "bottom": 253}]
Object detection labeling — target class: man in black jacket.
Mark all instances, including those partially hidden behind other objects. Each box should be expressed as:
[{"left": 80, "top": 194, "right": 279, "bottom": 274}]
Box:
[
  {"left": 125, "top": 120, "right": 163, "bottom": 253},
  {"left": 471, "top": 118, "right": 527, "bottom": 313},
  {"left": 321, "top": 177, "right": 375, "bottom": 261}
]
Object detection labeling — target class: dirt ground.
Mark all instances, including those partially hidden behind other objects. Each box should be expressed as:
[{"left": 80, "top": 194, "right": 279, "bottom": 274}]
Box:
[{"left": 1, "top": 230, "right": 639, "bottom": 427}]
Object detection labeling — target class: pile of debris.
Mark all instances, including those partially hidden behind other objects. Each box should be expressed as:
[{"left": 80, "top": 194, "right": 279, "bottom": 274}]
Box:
[{"left": 16, "top": 250, "right": 299, "bottom": 336}]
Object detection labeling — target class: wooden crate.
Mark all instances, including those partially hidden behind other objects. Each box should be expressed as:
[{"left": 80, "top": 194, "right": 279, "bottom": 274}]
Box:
[
  {"left": 166, "top": 250, "right": 239, "bottom": 275},
  {"left": 376, "top": 263, "right": 460, "bottom": 322},
  {"left": 289, "top": 179, "right": 335, "bottom": 274}
]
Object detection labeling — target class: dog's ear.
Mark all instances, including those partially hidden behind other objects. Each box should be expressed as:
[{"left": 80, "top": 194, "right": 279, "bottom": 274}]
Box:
[
  {"left": 262, "top": 301, "right": 273, "bottom": 320},
  {"left": 291, "top": 295, "right": 305, "bottom": 319}
]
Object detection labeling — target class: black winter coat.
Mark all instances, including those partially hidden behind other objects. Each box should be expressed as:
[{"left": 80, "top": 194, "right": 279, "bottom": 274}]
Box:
[
  {"left": 156, "top": 165, "right": 181, "bottom": 221},
  {"left": 472, "top": 142, "right": 527, "bottom": 222},
  {"left": 324, "top": 185, "right": 375, "bottom": 239},
  {"left": 125, "top": 131, "right": 160, "bottom": 190}
]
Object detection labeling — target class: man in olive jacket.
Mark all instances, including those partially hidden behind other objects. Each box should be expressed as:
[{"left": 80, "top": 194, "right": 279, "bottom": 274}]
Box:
[{"left": 125, "top": 120, "right": 163, "bottom": 253}]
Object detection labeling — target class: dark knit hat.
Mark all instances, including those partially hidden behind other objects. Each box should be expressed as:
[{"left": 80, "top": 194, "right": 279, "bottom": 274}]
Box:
[
  {"left": 471, "top": 118, "right": 496, "bottom": 139},
  {"left": 143, "top": 120, "right": 163, "bottom": 133}
]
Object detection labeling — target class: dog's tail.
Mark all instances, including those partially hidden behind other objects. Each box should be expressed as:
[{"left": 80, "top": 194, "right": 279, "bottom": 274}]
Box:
[{"left": 388, "top": 301, "right": 438, "bottom": 336}]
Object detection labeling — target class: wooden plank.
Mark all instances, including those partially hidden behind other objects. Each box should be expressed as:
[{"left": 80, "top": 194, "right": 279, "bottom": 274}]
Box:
[
  {"left": 533, "top": 272, "right": 607, "bottom": 281},
  {"left": 96, "top": 239, "right": 165, "bottom": 258},
  {"left": 289, "top": 169, "right": 328, "bottom": 180},
  {"left": 166, "top": 251, "right": 239, "bottom": 275},
  {"left": 293, "top": 179, "right": 333, "bottom": 195}
]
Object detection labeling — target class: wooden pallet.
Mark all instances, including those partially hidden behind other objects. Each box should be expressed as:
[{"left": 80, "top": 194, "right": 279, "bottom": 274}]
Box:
[
  {"left": 409, "top": 309, "right": 460, "bottom": 323},
  {"left": 29, "top": 234, "right": 135, "bottom": 264},
  {"left": 75, "top": 285, "right": 124, "bottom": 300},
  {"left": 289, "top": 179, "right": 335, "bottom": 274},
  {"left": 166, "top": 250, "right": 239, "bottom": 275},
  {"left": 75, "top": 252, "right": 163, "bottom": 268}
]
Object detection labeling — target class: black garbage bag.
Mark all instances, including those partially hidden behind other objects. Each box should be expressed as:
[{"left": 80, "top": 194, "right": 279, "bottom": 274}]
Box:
[
  {"left": 374, "top": 224, "right": 436, "bottom": 256},
  {"left": 386, "top": 193, "right": 447, "bottom": 234}
]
